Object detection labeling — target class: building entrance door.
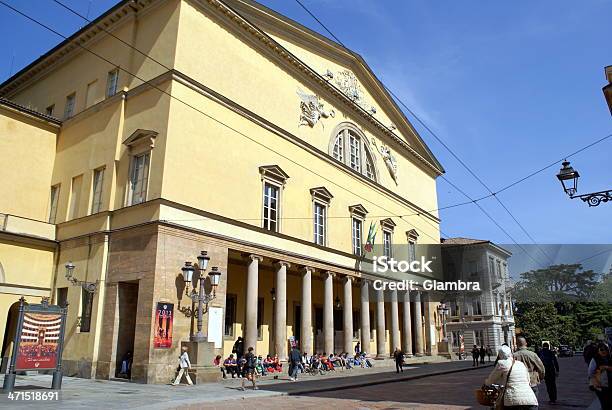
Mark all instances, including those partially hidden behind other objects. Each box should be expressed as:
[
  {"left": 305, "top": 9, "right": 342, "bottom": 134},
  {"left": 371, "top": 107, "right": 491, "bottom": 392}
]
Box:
[{"left": 115, "top": 281, "right": 139, "bottom": 379}]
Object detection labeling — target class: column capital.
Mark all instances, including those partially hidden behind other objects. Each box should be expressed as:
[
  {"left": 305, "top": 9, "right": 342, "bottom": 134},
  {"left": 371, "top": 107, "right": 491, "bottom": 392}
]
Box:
[
  {"left": 244, "top": 253, "right": 263, "bottom": 262},
  {"left": 323, "top": 271, "right": 335, "bottom": 279},
  {"left": 300, "top": 266, "right": 315, "bottom": 275},
  {"left": 274, "top": 260, "right": 291, "bottom": 269},
  {"left": 343, "top": 275, "right": 353, "bottom": 284}
]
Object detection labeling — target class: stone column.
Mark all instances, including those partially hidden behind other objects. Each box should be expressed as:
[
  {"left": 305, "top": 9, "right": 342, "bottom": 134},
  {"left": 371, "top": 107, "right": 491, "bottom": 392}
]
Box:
[
  {"left": 343, "top": 276, "right": 353, "bottom": 354},
  {"left": 376, "top": 288, "right": 386, "bottom": 358},
  {"left": 323, "top": 272, "right": 334, "bottom": 355},
  {"left": 301, "top": 267, "right": 313, "bottom": 355},
  {"left": 360, "top": 280, "right": 370, "bottom": 354},
  {"left": 245, "top": 254, "right": 262, "bottom": 353},
  {"left": 274, "top": 261, "right": 289, "bottom": 360},
  {"left": 402, "top": 291, "right": 413, "bottom": 357},
  {"left": 413, "top": 291, "right": 424, "bottom": 356},
  {"left": 390, "top": 289, "right": 400, "bottom": 352}
]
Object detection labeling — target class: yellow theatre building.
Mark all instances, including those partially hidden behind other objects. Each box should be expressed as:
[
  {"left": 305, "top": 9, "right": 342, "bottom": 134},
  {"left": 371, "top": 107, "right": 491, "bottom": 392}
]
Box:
[{"left": 0, "top": 0, "right": 447, "bottom": 383}]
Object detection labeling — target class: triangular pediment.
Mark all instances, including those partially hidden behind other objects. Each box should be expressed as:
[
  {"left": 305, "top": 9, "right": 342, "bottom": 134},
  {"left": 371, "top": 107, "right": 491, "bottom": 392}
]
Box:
[
  {"left": 310, "top": 186, "right": 333, "bottom": 203},
  {"left": 348, "top": 204, "right": 368, "bottom": 217}
]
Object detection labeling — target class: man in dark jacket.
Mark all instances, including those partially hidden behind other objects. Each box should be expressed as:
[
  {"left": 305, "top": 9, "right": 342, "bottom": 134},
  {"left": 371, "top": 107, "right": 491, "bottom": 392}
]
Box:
[
  {"left": 539, "top": 342, "right": 559, "bottom": 404},
  {"left": 394, "top": 348, "right": 404, "bottom": 373},
  {"left": 240, "top": 346, "right": 257, "bottom": 391},
  {"left": 288, "top": 346, "right": 301, "bottom": 381}
]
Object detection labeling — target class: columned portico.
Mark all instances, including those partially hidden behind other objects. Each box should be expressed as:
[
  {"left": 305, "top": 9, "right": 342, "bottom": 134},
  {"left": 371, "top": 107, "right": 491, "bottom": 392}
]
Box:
[
  {"left": 274, "top": 261, "right": 289, "bottom": 360},
  {"left": 360, "top": 279, "right": 370, "bottom": 353},
  {"left": 390, "top": 288, "right": 400, "bottom": 352},
  {"left": 301, "top": 266, "right": 313, "bottom": 355},
  {"left": 343, "top": 276, "right": 353, "bottom": 354},
  {"left": 402, "top": 291, "right": 413, "bottom": 356},
  {"left": 413, "top": 290, "right": 424, "bottom": 356},
  {"left": 323, "top": 272, "right": 334, "bottom": 354},
  {"left": 245, "top": 254, "right": 263, "bottom": 353},
  {"left": 375, "top": 287, "right": 386, "bottom": 358}
]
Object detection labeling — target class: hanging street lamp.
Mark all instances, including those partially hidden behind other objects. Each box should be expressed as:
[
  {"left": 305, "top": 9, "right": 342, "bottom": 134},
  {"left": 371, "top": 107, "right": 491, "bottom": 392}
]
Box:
[{"left": 556, "top": 160, "right": 612, "bottom": 207}]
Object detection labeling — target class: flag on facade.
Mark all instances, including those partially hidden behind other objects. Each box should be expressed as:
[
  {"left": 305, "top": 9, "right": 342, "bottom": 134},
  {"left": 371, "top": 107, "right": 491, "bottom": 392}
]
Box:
[{"left": 364, "top": 221, "right": 377, "bottom": 253}]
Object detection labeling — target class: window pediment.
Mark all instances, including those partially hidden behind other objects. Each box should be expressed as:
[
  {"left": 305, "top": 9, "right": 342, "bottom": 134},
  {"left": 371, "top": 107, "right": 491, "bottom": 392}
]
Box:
[
  {"left": 348, "top": 204, "right": 368, "bottom": 218},
  {"left": 259, "top": 165, "right": 289, "bottom": 184},
  {"left": 380, "top": 218, "right": 396, "bottom": 231},
  {"left": 406, "top": 229, "right": 419, "bottom": 241},
  {"left": 123, "top": 129, "right": 158, "bottom": 152},
  {"left": 310, "top": 186, "right": 333, "bottom": 203}
]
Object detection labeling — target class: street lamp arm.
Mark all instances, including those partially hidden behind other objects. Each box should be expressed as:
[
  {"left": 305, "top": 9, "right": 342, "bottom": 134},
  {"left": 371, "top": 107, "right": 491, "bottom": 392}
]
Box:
[{"left": 571, "top": 189, "right": 612, "bottom": 207}]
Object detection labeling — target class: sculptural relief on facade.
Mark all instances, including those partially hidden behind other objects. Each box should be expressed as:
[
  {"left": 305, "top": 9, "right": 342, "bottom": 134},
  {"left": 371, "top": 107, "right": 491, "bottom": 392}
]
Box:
[
  {"left": 372, "top": 138, "right": 398, "bottom": 184},
  {"left": 296, "top": 88, "right": 335, "bottom": 128}
]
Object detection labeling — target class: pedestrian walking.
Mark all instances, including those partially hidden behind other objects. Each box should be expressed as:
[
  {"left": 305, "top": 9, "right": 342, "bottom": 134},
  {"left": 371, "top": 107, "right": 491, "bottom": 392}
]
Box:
[
  {"left": 588, "top": 342, "right": 611, "bottom": 409},
  {"left": 393, "top": 348, "right": 404, "bottom": 373},
  {"left": 355, "top": 341, "right": 361, "bottom": 355},
  {"left": 486, "top": 345, "right": 493, "bottom": 362},
  {"left": 472, "top": 345, "right": 480, "bottom": 367},
  {"left": 288, "top": 345, "right": 301, "bottom": 381},
  {"left": 172, "top": 345, "right": 193, "bottom": 385},
  {"left": 240, "top": 346, "right": 258, "bottom": 391},
  {"left": 514, "top": 336, "right": 546, "bottom": 398},
  {"left": 539, "top": 342, "right": 559, "bottom": 405},
  {"left": 480, "top": 345, "right": 486, "bottom": 365},
  {"left": 584, "top": 340, "right": 598, "bottom": 365},
  {"left": 485, "top": 345, "right": 538, "bottom": 409}
]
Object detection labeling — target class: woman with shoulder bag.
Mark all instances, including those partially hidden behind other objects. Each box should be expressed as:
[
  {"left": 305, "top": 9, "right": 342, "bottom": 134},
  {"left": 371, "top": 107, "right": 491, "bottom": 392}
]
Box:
[{"left": 484, "top": 345, "right": 538, "bottom": 409}]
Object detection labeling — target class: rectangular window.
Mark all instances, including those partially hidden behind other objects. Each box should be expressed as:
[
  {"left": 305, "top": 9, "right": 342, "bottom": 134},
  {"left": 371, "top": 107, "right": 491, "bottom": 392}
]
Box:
[
  {"left": 256, "top": 297, "right": 264, "bottom": 339},
  {"left": 48, "top": 184, "right": 60, "bottom": 223},
  {"left": 496, "top": 260, "right": 502, "bottom": 277},
  {"left": 45, "top": 104, "right": 54, "bottom": 116},
  {"left": 474, "top": 330, "right": 484, "bottom": 346},
  {"left": 452, "top": 331, "right": 461, "bottom": 348},
  {"left": 56, "top": 287, "right": 68, "bottom": 308},
  {"left": 85, "top": 80, "right": 98, "bottom": 108},
  {"left": 224, "top": 294, "right": 236, "bottom": 337},
  {"left": 473, "top": 298, "right": 482, "bottom": 315},
  {"left": 69, "top": 175, "right": 83, "bottom": 220},
  {"left": 313, "top": 202, "right": 326, "bottom": 245},
  {"left": 64, "top": 93, "right": 76, "bottom": 119},
  {"left": 352, "top": 217, "right": 362, "bottom": 256},
  {"left": 106, "top": 69, "right": 119, "bottom": 98},
  {"left": 80, "top": 289, "right": 94, "bottom": 333},
  {"left": 90, "top": 167, "right": 105, "bottom": 214},
  {"left": 383, "top": 230, "right": 392, "bottom": 258},
  {"left": 408, "top": 240, "right": 416, "bottom": 263},
  {"left": 348, "top": 134, "right": 361, "bottom": 172},
  {"left": 489, "top": 257, "right": 495, "bottom": 275},
  {"left": 128, "top": 152, "right": 150, "bottom": 205},
  {"left": 262, "top": 182, "right": 279, "bottom": 232}
]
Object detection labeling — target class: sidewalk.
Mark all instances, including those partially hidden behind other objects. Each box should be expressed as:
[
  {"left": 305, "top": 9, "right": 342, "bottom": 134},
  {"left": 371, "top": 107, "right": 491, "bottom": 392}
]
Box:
[{"left": 0, "top": 360, "right": 491, "bottom": 409}]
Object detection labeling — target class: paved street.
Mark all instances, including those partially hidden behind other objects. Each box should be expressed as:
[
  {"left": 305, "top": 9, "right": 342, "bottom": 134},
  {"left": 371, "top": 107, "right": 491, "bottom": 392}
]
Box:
[
  {"left": 0, "top": 356, "right": 597, "bottom": 409},
  {"left": 194, "top": 356, "right": 597, "bottom": 410}
]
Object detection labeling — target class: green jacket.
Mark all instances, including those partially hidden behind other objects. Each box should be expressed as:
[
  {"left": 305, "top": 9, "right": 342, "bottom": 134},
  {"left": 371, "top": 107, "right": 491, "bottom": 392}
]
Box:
[{"left": 513, "top": 347, "right": 545, "bottom": 386}]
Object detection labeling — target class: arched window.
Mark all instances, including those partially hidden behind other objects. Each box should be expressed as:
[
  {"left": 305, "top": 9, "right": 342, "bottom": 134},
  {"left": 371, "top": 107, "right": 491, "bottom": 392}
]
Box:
[{"left": 330, "top": 124, "right": 377, "bottom": 181}]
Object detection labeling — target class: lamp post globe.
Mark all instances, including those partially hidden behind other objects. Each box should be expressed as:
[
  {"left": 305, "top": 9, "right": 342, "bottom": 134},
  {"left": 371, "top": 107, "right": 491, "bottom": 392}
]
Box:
[
  {"left": 197, "top": 250, "right": 210, "bottom": 272},
  {"left": 209, "top": 266, "right": 221, "bottom": 288},
  {"left": 181, "top": 262, "right": 195, "bottom": 291},
  {"left": 556, "top": 160, "right": 580, "bottom": 196},
  {"left": 65, "top": 261, "right": 75, "bottom": 279}
]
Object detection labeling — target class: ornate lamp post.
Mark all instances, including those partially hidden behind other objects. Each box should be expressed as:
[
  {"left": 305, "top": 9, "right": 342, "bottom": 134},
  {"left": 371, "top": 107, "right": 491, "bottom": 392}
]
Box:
[
  {"left": 181, "top": 251, "right": 222, "bottom": 342},
  {"left": 556, "top": 160, "right": 612, "bottom": 206}
]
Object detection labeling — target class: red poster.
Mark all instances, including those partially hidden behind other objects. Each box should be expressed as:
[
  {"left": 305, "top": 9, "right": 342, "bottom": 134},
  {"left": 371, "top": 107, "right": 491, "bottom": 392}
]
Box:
[
  {"left": 15, "top": 312, "right": 62, "bottom": 371},
  {"left": 154, "top": 302, "right": 173, "bottom": 348}
]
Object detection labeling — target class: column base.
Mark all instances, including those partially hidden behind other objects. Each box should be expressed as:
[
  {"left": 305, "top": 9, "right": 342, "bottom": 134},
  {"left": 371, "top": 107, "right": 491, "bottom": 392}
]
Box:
[
  {"left": 375, "top": 355, "right": 386, "bottom": 360},
  {"left": 415, "top": 352, "right": 424, "bottom": 357}
]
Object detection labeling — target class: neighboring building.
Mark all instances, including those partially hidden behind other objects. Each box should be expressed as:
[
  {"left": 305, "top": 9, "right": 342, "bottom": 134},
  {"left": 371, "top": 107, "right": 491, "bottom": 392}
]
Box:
[
  {"left": 0, "top": 99, "right": 59, "bottom": 372},
  {"left": 0, "top": 0, "right": 445, "bottom": 383},
  {"left": 604, "top": 66, "right": 612, "bottom": 115},
  {"left": 441, "top": 237, "right": 515, "bottom": 355}
]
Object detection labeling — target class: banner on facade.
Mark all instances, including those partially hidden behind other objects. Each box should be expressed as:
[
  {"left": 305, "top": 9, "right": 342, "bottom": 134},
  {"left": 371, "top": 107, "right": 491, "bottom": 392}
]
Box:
[
  {"left": 154, "top": 302, "right": 174, "bottom": 348},
  {"left": 15, "top": 311, "right": 63, "bottom": 371}
]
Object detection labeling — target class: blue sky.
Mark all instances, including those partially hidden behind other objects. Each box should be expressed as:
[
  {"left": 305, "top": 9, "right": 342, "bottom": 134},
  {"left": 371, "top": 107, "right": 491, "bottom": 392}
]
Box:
[{"left": 1, "top": 0, "right": 611, "bottom": 250}]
